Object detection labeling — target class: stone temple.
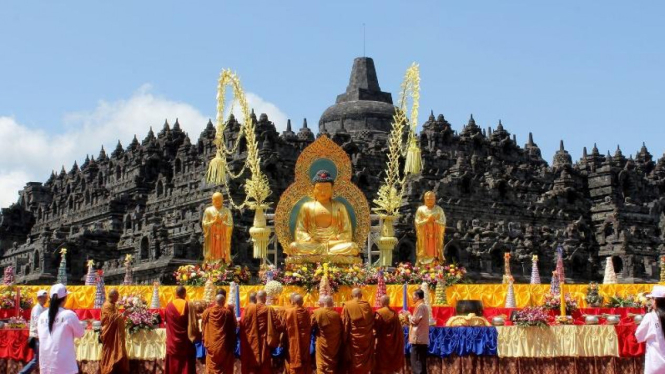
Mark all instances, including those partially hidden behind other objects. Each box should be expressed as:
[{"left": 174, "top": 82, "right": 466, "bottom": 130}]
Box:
[{"left": 1, "top": 57, "right": 664, "bottom": 285}]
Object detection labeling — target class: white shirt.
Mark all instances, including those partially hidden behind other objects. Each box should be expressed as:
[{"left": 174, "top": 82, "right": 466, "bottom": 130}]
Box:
[
  {"left": 37, "top": 307, "right": 86, "bottom": 374},
  {"left": 635, "top": 311, "right": 665, "bottom": 374},
  {"left": 28, "top": 303, "right": 47, "bottom": 338},
  {"left": 409, "top": 301, "right": 430, "bottom": 345}
]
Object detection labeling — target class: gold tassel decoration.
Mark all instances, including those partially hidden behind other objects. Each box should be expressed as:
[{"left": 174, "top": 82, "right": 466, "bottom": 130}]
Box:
[
  {"left": 404, "top": 137, "right": 422, "bottom": 175},
  {"left": 206, "top": 149, "right": 227, "bottom": 185}
]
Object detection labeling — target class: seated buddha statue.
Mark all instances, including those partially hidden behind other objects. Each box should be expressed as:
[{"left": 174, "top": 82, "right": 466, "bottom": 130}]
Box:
[{"left": 288, "top": 170, "right": 359, "bottom": 256}]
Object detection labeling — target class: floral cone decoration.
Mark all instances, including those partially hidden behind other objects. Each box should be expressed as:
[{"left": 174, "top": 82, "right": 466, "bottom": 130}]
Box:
[
  {"left": 555, "top": 245, "right": 566, "bottom": 283},
  {"left": 420, "top": 282, "right": 436, "bottom": 325},
  {"left": 265, "top": 280, "right": 283, "bottom": 306},
  {"left": 502, "top": 252, "right": 512, "bottom": 284},
  {"left": 374, "top": 269, "right": 387, "bottom": 308},
  {"left": 123, "top": 254, "right": 133, "bottom": 285},
  {"left": 660, "top": 256, "right": 665, "bottom": 284},
  {"left": 530, "top": 255, "right": 541, "bottom": 284},
  {"left": 505, "top": 277, "right": 517, "bottom": 308},
  {"left": 318, "top": 275, "right": 332, "bottom": 302},
  {"left": 434, "top": 274, "right": 447, "bottom": 305},
  {"left": 550, "top": 271, "right": 560, "bottom": 296},
  {"left": 94, "top": 270, "right": 106, "bottom": 309},
  {"left": 203, "top": 277, "right": 215, "bottom": 305},
  {"left": 603, "top": 257, "right": 618, "bottom": 284},
  {"left": 57, "top": 248, "right": 68, "bottom": 285},
  {"left": 150, "top": 281, "right": 160, "bottom": 309},
  {"left": 3, "top": 266, "right": 15, "bottom": 286},
  {"left": 227, "top": 282, "right": 238, "bottom": 309},
  {"left": 85, "top": 260, "right": 96, "bottom": 285}
]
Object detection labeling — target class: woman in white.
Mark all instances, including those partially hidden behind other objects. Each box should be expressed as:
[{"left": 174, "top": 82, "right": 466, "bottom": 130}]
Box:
[
  {"left": 37, "top": 283, "right": 86, "bottom": 374},
  {"left": 635, "top": 285, "right": 665, "bottom": 374}
]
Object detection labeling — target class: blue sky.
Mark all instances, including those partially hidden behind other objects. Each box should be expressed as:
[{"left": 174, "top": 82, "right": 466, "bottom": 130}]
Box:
[{"left": 0, "top": 1, "right": 663, "bottom": 206}]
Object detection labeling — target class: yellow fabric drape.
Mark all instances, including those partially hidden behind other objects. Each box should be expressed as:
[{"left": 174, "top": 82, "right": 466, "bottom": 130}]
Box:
[
  {"left": 9, "top": 283, "right": 656, "bottom": 308},
  {"left": 75, "top": 329, "right": 166, "bottom": 361},
  {"left": 497, "top": 325, "right": 619, "bottom": 358}
]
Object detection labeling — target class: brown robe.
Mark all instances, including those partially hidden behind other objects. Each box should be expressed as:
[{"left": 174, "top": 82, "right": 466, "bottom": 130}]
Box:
[
  {"left": 165, "top": 299, "right": 199, "bottom": 374},
  {"left": 373, "top": 307, "right": 405, "bottom": 374},
  {"left": 202, "top": 304, "right": 237, "bottom": 374},
  {"left": 341, "top": 300, "right": 375, "bottom": 374},
  {"left": 240, "top": 303, "right": 281, "bottom": 374},
  {"left": 311, "top": 307, "right": 343, "bottom": 374},
  {"left": 282, "top": 306, "right": 312, "bottom": 374},
  {"left": 100, "top": 302, "right": 129, "bottom": 374}
]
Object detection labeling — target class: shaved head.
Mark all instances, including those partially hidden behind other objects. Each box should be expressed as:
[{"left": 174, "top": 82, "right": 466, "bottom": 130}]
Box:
[
  {"left": 380, "top": 295, "right": 390, "bottom": 307},
  {"left": 293, "top": 294, "right": 304, "bottom": 307},
  {"left": 108, "top": 288, "right": 119, "bottom": 303},
  {"left": 249, "top": 292, "right": 257, "bottom": 304},
  {"left": 323, "top": 295, "right": 334, "bottom": 307},
  {"left": 176, "top": 285, "right": 187, "bottom": 298},
  {"left": 257, "top": 290, "right": 267, "bottom": 303},
  {"left": 351, "top": 288, "right": 362, "bottom": 299},
  {"left": 216, "top": 294, "right": 226, "bottom": 306}
]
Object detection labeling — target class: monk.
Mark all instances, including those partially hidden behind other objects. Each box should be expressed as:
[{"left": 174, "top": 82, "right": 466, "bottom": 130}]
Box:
[
  {"left": 341, "top": 288, "right": 374, "bottom": 374},
  {"left": 373, "top": 296, "right": 405, "bottom": 374},
  {"left": 240, "top": 290, "right": 282, "bottom": 374},
  {"left": 282, "top": 294, "right": 312, "bottom": 374},
  {"left": 100, "top": 289, "right": 129, "bottom": 374},
  {"left": 202, "top": 293, "right": 237, "bottom": 374},
  {"left": 249, "top": 292, "right": 257, "bottom": 304},
  {"left": 311, "top": 296, "right": 342, "bottom": 374},
  {"left": 165, "top": 286, "right": 201, "bottom": 374}
]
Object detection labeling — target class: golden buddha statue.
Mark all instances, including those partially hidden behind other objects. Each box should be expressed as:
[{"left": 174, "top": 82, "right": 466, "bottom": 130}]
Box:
[
  {"left": 415, "top": 191, "right": 446, "bottom": 265},
  {"left": 201, "top": 192, "right": 233, "bottom": 263},
  {"left": 287, "top": 170, "right": 359, "bottom": 256}
]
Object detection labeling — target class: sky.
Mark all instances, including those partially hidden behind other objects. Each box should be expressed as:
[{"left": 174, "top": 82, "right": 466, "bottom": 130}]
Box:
[{"left": 1, "top": 1, "right": 664, "bottom": 207}]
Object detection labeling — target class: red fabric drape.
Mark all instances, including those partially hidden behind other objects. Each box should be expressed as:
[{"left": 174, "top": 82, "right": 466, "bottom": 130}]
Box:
[{"left": 0, "top": 330, "right": 33, "bottom": 362}]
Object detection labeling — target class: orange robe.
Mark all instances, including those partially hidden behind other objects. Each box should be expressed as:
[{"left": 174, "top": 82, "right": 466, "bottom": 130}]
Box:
[
  {"left": 282, "top": 306, "right": 312, "bottom": 374},
  {"left": 341, "top": 300, "right": 375, "bottom": 374},
  {"left": 100, "top": 302, "right": 129, "bottom": 374},
  {"left": 240, "top": 303, "right": 281, "bottom": 374},
  {"left": 202, "top": 305, "right": 237, "bottom": 374},
  {"left": 311, "top": 307, "right": 342, "bottom": 374},
  {"left": 373, "top": 307, "right": 405, "bottom": 374},
  {"left": 165, "top": 299, "right": 199, "bottom": 374}
]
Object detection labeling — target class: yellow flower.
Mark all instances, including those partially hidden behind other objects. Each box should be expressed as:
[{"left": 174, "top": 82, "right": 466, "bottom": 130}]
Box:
[
  {"left": 182, "top": 275, "right": 189, "bottom": 281},
  {"left": 302, "top": 266, "right": 308, "bottom": 272}
]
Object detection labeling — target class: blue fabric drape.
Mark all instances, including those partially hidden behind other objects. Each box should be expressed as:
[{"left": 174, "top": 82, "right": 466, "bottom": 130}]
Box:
[
  {"left": 403, "top": 327, "right": 497, "bottom": 357},
  {"left": 203, "top": 326, "right": 498, "bottom": 359}
]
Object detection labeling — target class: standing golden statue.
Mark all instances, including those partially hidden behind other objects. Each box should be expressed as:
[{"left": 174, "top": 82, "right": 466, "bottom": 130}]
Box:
[
  {"left": 288, "top": 170, "right": 359, "bottom": 256},
  {"left": 202, "top": 192, "right": 233, "bottom": 263},
  {"left": 415, "top": 191, "right": 446, "bottom": 265}
]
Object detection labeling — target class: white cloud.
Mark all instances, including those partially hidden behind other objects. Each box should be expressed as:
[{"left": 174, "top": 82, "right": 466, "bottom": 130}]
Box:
[
  {"left": 0, "top": 85, "right": 289, "bottom": 208},
  {"left": 227, "top": 92, "right": 290, "bottom": 133}
]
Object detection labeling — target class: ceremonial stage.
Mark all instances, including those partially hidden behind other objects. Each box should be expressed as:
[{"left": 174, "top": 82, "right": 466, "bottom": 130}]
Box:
[{"left": 0, "top": 283, "right": 651, "bottom": 373}]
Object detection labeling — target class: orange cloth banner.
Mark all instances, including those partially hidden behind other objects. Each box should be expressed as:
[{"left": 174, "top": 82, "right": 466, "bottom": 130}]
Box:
[{"left": 8, "top": 283, "right": 655, "bottom": 309}]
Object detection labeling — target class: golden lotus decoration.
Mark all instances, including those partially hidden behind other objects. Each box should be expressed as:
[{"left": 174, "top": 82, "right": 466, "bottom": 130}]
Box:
[
  {"left": 274, "top": 136, "right": 370, "bottom": 265},
  {"left": 204, "top": 69, "right": 273, "bottom": 261},
  {"left": 373, "top": 63, "right": 422, "bottom": 265}
]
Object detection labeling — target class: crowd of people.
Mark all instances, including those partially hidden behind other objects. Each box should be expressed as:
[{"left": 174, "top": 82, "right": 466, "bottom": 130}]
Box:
[
  {"left": 19, "top": 283, "right": 431, "bottom": 374},
  {"left": 14, "top": 283, "right": 665, "bottom": 373}
]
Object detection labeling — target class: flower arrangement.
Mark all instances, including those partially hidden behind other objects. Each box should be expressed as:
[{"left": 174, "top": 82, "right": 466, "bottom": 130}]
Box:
[
  {"left": 542, "top": 292, "right": 578, "bottom": 314},
  {"left": 636, "top": 292, "right": 652, "bottom": 311},
  {"left": 585, "top": 282, "right": 603, "bottom": 307},
  {"left": 117, "top": 294, "right": 160, "bottom": 334},
  {"left": 0, "top": 287, "right": 33, "bottom": 310},
  {"left": 382, "top": 263, "right": 466, "bottom": 288},
  {"left": 606, "top": 294, "right": 641, "bottom": 308},
  {"left": 513, "top": 307, "right": 551, "bottom": 327},
  {"left": 174, "top": 261, "right": 251, "bottom": 286},
  {"left": 6, "top": 316, "right": 28, "bottom": 329}
]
